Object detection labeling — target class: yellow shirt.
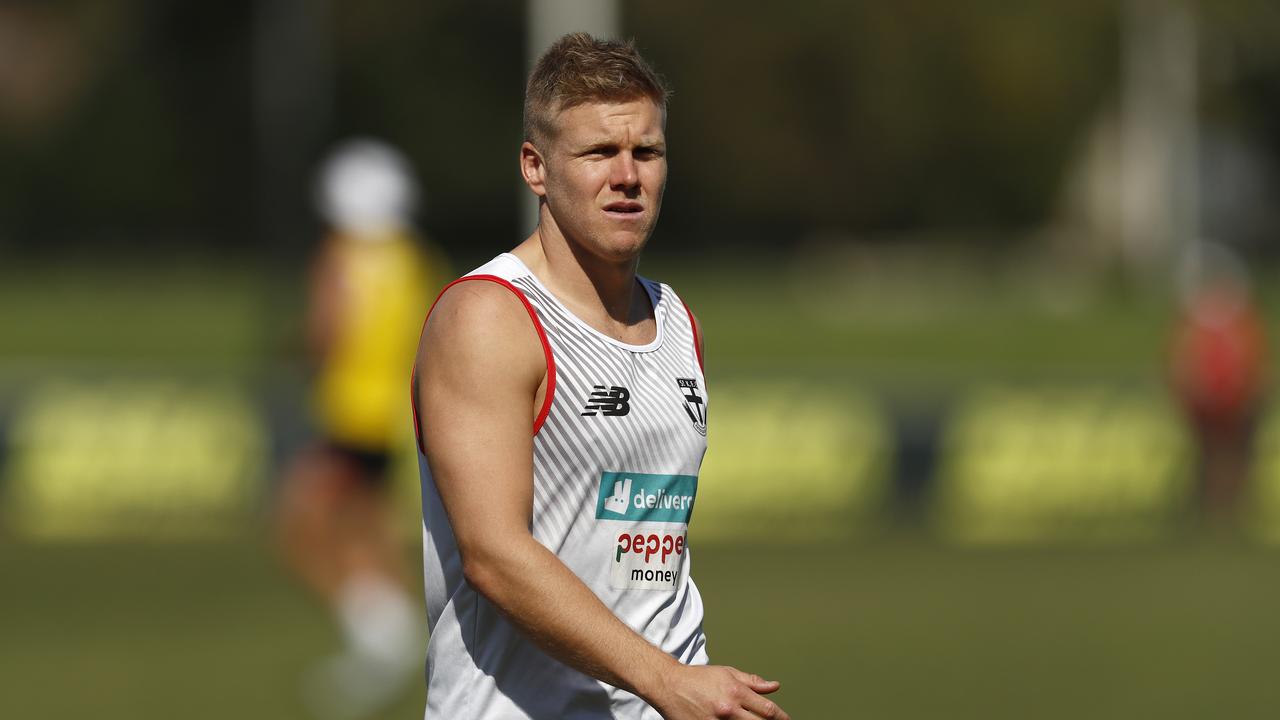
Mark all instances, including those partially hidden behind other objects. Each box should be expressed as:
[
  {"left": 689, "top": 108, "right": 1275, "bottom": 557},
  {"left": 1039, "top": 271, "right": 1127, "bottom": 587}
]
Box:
[{"left": 313, "top": 230, "right": 443, "bottom": 450}]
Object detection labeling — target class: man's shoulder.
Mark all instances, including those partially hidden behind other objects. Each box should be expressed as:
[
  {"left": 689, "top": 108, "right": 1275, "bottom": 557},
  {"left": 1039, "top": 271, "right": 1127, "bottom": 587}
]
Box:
[
  {"left": 639, "top": 275, "right": 701, "bottom": 355},
  {"left": 419, "top": 276, "right": 546, "bottom": 396},
  {"left": 429, "top": 275, "right": 532, "bottom": 337},
  {"left": 426, "top": 253, "right": 535, "bottom": 331}
]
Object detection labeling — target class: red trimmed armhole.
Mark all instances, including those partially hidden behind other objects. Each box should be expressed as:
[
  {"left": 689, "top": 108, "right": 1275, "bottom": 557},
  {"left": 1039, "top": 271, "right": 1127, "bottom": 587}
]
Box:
[
  {"left": 409, "top": 274, "right": 558, "bottom": 455},
  {"left": 681, "top": 299, "right": 704, "bottom": 372}
]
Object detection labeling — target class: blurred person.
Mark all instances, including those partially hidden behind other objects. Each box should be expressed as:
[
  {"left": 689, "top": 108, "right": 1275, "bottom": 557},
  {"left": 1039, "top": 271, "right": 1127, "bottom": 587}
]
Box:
[
  {"left": 1170, "top": 241, "right": 1267, "bottom": 523},
  {"left": 276, "top": 138, "right": 447, "bottom": 718},
  {"left": 412, "top": 33, "right": 789, "bottom": 720}
]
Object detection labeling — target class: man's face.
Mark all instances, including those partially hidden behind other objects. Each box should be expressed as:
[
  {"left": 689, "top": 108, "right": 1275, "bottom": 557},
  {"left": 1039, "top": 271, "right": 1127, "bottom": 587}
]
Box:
[{"left": 530, "top": 98, "right": 667, "bottom": 263}]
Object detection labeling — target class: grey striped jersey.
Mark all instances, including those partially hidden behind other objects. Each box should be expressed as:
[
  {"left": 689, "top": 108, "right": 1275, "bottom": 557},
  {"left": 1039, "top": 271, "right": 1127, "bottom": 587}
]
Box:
[{"left": 415, "top": 253, "right": 710, "bottom": 720}]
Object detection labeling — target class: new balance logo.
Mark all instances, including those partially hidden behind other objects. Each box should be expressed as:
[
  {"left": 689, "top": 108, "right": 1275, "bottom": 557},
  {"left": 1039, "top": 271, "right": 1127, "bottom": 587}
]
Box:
[{"left": 582, "top": 385, "right": 631, "bottom": 416}]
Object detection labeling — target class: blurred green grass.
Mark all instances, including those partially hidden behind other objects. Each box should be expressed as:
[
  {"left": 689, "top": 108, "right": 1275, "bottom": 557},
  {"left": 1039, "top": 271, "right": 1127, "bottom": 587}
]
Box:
[
  {"left": 664, "top": 256, "right": 1176, "bottom": 390},
  {"left": 0, "top": 257, "right": 275, "bottom": 374},
  {"left": 3, "top": 536, "right": 1279, "bottom": 719},
  {"left": 4, "top": 254, "right": 1280, "bottom": 718},
  {"left": 0, "top": 252, "right": 1188, "bottom": 388}
]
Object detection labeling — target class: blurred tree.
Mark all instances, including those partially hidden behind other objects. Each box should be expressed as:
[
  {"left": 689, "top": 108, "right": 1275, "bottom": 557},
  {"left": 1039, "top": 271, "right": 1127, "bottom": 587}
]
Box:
[
  {"left": 0, "top": 1, "right": 254, "bottom": 253},
  {"left": 0, "top": 0, "right": 1276, "bottom": 258},
  {"left": 632, "top": 0, "right": 1118, "bottom": 243},
  {"left": 326, "top": 0, "right": 525, "bottom": 262}
]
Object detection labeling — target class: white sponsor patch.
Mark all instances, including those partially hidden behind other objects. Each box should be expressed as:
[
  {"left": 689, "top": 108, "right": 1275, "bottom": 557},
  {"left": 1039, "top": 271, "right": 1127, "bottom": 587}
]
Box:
[{"left": 609, "top": 527, "right": 686, "bottom": 590}]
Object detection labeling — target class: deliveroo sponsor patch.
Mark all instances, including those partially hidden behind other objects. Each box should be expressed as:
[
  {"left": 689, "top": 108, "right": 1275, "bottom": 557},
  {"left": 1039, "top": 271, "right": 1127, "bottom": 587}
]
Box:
[{"left": 595, "top": 471, "right": 697, "bottom": 523}]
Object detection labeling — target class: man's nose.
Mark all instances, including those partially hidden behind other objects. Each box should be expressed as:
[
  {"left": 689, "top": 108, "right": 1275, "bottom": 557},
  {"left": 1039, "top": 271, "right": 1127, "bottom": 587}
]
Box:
[{"left": 609, "top": 152, "right": 639, "bottom": 189}]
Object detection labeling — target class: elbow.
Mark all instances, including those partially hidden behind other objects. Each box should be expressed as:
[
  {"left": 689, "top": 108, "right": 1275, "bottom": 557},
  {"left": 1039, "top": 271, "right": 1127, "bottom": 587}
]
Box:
[
  {"left": 460, "top": 554, "right": 495, "bottom": 596},
  {"left": 459, "top": 539, "right": 515, "bottom": 599}
]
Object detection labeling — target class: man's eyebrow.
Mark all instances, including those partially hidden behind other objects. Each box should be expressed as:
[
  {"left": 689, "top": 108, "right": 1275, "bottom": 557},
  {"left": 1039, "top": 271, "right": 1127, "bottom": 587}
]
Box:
[{"left": 575, "top": 136, "right": 665, "bottom": 149}]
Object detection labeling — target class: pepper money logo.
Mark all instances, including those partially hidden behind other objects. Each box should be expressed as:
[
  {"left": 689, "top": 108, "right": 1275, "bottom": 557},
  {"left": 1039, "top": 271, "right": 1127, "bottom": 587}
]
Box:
[
  {"left": 597, "top": 471, "right": 698, "bottom": 590},
  {"left": 613, "top": 530, "right": 686, "bottom": 589}
]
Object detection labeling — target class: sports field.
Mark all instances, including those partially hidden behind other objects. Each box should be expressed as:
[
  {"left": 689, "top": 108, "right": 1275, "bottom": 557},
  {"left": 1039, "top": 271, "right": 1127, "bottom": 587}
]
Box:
[
  {"left": 3, "top": 535, "right": 1279, "bottom": 719},
  {"left": 4, "top": 255, "right": 1280, "bottom": 718}
]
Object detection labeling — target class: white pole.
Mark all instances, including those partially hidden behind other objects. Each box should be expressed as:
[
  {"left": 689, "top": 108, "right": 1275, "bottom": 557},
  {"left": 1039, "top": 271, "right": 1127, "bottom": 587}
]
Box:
[
  {"left": 1119, "top": 0, "right": 1198, "bottom": 282},
  {"left": 522, "top": 0, "right": 622, "bottom": 235},
  {"left": 252, "top": 0, "right": 332, "bottom": 255}
]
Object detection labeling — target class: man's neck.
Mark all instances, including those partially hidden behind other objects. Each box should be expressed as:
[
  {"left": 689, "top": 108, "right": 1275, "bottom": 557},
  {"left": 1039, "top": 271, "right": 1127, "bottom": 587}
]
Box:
[{"left": 510, "top": 222, "right": 652, "bottom": 339}]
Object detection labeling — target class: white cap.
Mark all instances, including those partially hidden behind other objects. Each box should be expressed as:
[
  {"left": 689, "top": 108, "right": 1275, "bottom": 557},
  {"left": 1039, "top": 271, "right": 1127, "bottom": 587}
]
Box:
[{"left": 315, "top": 138, "right": 420, "bottom": 236}]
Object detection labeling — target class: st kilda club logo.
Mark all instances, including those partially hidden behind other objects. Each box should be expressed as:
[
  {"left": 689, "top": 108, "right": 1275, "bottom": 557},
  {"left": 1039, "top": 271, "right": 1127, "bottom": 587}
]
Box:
[{"left": 676, "top": 378, "right": 706, "bottom": 436}]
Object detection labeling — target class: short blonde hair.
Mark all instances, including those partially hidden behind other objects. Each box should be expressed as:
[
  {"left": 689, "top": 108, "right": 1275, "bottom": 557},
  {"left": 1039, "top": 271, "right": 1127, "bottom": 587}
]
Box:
[{"left": 523, "top": 32, "right": 669, "bottom": 146}]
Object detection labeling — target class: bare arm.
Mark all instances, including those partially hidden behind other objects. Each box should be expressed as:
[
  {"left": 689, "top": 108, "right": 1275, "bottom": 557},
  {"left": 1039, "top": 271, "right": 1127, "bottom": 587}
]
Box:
[
  {"left": 306, "top": 240, "right": 343, "bottom": 362},
  {"left": 417, "top": 282, "right": 787, "bottom": 720}
]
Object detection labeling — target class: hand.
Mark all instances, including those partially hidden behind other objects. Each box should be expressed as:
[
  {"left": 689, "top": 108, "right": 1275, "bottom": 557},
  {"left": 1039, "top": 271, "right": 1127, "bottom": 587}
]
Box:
[{"left": 651, "top": 664, "right": 790, "bottom": 720}]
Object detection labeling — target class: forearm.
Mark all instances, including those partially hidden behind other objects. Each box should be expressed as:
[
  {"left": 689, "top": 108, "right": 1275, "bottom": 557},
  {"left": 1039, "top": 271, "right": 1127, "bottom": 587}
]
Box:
[{"left": 462, "top": 534, "right": 678, "bottom": 702}]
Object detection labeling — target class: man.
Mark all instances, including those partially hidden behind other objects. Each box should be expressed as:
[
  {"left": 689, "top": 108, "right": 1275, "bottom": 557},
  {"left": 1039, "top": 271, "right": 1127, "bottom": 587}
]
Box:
[
  {"left": 1169, "top": 243, "right": 1266, "bottom": 521},
  {"left": 412, "top": 33, "right": 790, "bottom": 720},
  {"left": 277, "top": 139, "right": 447, "bottom": 718}
]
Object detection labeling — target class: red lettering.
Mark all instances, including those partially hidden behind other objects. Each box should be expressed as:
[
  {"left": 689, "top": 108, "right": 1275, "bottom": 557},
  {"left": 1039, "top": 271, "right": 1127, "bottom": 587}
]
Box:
[
  {"left": 616, "top": 533, "right": 690, "bottom": 565},
  {"left": 645, "top": 534, "right": 660, "bottom": 562}
]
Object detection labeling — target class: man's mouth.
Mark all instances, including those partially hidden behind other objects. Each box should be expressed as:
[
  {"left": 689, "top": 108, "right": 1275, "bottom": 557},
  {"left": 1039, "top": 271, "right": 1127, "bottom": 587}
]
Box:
[{"left": 603, "top": 201, "right": 644, "bottom": 215}]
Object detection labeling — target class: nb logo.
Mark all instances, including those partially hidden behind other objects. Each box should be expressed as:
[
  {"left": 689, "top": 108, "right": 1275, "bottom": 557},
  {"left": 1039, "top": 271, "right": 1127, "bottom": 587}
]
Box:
[{"left": 581, "top": 385, "right": 631, "bottom": 417}]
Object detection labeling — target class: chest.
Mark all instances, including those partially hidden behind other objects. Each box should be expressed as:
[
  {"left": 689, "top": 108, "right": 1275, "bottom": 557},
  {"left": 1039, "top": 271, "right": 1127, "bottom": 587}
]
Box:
[{"left": 542, "top": 338, "right": 708, "bottom": 470}]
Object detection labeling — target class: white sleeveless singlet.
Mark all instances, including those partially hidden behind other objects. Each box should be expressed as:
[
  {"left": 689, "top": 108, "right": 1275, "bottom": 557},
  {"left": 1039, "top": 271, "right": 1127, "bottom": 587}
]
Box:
[{"left": 414, "top": 253, "right": 710, "bottom": 719}]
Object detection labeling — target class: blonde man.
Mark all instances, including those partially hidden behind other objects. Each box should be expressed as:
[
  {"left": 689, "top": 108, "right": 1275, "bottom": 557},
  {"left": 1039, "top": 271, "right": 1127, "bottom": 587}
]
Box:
[{"left": 413, "top": 33, "right": 789, "bottom": 720}]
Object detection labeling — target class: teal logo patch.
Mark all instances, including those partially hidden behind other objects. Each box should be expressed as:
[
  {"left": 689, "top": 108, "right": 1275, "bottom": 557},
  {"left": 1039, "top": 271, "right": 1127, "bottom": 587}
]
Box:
[{"left": 596, "top": 472, "right": 698, "bottom": 523}]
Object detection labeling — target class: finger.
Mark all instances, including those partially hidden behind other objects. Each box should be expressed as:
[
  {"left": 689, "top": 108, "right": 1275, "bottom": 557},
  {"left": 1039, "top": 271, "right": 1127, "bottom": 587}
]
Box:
[
  {"left": 754, "top": 679, "right": 781, "bottom": 695},
  {"left": 733, "top": 670, "right": 781, "bottom": 694},
  {"left": 740, "top": 690, "right": 789, "bottom": 720}
]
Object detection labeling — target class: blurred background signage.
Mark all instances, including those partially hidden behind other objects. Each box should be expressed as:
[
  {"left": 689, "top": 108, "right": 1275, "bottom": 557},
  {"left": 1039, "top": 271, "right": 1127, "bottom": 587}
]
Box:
[
  {"left": 934, "top": 386, "right": 1194, "bottom": 543},
  {"left": 3, "top": 380, "right": 268, "bottom": 540}
]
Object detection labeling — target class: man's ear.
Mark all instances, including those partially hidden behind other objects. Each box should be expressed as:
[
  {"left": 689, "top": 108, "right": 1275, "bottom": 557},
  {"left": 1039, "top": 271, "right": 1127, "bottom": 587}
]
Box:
[{"left": 520, "top": 141, "right": 547, "bottom": 198}]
